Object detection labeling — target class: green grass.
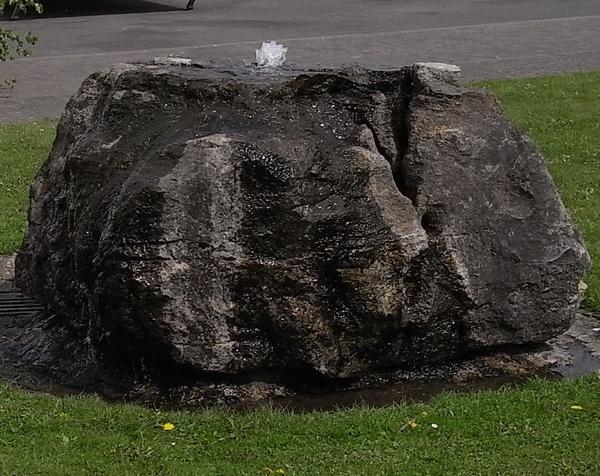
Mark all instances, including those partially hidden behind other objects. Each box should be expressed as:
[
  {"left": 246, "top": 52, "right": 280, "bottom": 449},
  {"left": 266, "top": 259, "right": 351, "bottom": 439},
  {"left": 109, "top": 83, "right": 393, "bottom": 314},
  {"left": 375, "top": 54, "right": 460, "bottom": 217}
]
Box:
[
  {"left": 477, "top": 72, "right": 600, "bottom": 310},
  {"left": 0, "top": 377, "right": 599, "bottom": 475},
  {"left": 0, "top": 120, "right": 55, "bottom": 253},
  {"left": 1, "top": 73, "right": 600, "bottom": 475}
]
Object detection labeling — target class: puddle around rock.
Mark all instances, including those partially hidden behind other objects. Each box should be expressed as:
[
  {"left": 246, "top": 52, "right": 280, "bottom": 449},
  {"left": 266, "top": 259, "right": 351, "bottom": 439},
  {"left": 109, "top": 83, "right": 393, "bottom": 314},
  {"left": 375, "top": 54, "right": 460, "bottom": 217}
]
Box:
[
  {"left": 552, "top": 341, "right": 600, "bottom": 378},
  {"left": 251, "top": 374, "right": 534, "bottom": 412}
]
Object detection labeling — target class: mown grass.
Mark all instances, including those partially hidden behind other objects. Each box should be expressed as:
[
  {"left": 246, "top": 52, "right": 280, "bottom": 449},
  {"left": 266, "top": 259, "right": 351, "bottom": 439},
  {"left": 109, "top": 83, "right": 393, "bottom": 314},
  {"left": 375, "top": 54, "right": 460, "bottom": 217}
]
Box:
[
  {"left": 0, "top": 377, "right": 599, "bottom": 475},
  {"left": 0, "top": 120, "right": 55, "bottom": 253}
]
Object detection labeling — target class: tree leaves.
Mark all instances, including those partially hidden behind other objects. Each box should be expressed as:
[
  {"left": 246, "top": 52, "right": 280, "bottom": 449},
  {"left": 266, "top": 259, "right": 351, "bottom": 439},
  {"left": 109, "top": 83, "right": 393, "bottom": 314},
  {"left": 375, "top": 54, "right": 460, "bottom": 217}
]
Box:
[{"left": 0, "top": 0, "right": 41, "bottom": 65}]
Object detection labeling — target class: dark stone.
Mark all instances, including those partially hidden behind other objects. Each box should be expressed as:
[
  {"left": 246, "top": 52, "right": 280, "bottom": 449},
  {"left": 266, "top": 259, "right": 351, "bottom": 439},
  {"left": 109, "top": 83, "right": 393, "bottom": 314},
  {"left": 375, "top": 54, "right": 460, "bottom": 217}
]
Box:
[{"left": 15, "top": 62, "right": 590, "bottom": 395}]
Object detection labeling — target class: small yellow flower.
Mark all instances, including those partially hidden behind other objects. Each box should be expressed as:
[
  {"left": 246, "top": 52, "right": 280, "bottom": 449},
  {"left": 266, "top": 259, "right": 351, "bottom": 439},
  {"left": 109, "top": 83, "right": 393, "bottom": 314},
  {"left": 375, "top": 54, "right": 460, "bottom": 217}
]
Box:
[
  {"left": 161, "top": 422, "right": 176, "bottom": 431},
  {"left": 570, "top": 405, "right": 584, "bottom": 411},
  {"left": 263, "top": 468, "right": 286, "bottom": 475},
  {"left": 408, "top": 420, "right": 418, "bottom": 429}
]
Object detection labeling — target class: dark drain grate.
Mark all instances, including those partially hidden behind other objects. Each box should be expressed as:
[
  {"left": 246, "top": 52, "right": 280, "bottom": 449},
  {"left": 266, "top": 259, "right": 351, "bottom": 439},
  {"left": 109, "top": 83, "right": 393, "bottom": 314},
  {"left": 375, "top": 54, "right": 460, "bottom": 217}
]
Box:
[{"left": 0, "top": 291, "right": 45, "bottom": 317}]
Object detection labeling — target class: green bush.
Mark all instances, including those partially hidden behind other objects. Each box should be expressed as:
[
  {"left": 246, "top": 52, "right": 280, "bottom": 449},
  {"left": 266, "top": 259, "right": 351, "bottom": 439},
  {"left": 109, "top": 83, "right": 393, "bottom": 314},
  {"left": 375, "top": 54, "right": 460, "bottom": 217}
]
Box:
[{"left": 0, "top": 0, "right": 41, "bottom": 67}]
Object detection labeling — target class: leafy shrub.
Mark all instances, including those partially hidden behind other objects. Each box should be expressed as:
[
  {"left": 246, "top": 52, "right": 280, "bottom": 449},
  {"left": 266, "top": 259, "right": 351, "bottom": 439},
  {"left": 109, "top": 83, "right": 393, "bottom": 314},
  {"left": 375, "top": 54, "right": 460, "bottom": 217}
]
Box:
[{"left": 0, "top": 0, "right": 41, "bottom": 62}]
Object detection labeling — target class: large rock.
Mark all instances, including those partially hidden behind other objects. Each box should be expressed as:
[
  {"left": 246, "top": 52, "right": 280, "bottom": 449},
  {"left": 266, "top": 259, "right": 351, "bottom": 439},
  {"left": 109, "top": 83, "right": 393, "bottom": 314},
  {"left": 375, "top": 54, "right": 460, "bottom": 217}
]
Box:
[{"left": 16, "top": 62, "right": 589, "bottom": 385}]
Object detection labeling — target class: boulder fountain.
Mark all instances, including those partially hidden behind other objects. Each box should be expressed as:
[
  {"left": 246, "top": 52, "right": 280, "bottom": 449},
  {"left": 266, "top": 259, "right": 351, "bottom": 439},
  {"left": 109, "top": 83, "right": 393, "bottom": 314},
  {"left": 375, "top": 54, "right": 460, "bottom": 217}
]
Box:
[{"left": 10, "top": 61, "right": 590, "bottom": 405}]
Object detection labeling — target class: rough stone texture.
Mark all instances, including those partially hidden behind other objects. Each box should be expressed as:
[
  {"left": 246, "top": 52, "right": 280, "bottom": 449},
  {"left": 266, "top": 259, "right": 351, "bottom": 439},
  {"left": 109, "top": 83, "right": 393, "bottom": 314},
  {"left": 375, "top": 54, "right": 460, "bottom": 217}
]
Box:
[
  {"left": 0, "top": 255, "right": 16, "bottom": 292},
  {"left": 15, "top": 62, "right": 590, "bottom": 387}
]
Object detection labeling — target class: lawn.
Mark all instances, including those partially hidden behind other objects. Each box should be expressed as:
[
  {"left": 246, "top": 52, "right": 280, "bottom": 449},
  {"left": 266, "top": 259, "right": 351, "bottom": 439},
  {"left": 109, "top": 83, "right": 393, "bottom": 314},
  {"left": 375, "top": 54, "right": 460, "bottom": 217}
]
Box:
[
  {"left": 0, "top": 377, "right": 599, "bottom": 475},
  {"left": 0, "top": 72, "right": 599, "bottom": 475},
  {"left": 0, "top": 120, "right": 55, "bottom": 253}
]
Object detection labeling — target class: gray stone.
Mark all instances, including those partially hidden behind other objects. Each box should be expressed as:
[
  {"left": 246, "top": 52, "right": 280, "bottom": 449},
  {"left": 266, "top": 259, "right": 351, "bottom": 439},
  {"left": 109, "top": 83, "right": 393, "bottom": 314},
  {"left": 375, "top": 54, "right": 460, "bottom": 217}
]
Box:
[
  {"left": 15, "top": 62, "right": 590, "bottom": 389},
  {"left": 0, "top": 255, "right": 16, "bottom": 292}
]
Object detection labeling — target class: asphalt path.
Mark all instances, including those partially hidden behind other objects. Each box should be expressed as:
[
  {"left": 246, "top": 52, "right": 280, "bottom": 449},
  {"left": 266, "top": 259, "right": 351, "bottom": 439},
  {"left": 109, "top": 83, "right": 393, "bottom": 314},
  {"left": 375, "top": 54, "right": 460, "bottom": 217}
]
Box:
[{"left": 1, "top": 0, "right": 600, "bottom": 122}]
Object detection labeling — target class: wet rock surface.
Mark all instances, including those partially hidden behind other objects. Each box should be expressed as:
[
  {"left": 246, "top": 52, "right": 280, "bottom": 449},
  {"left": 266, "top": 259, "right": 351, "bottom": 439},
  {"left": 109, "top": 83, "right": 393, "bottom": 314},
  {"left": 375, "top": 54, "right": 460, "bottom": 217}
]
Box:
[
  {"left": 8, "top": 62, "right": 591, "bottom": 405},
  {"left": 0, "top": 255, "right": 15, "bottom": 292}
]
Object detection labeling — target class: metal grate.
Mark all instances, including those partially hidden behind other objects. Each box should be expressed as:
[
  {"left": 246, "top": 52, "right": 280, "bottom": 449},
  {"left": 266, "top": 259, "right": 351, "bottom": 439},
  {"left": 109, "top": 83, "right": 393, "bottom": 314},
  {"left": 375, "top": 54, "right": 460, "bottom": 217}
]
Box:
[{"left": 0, "top": 291, "right": 45, "bottom": 317}]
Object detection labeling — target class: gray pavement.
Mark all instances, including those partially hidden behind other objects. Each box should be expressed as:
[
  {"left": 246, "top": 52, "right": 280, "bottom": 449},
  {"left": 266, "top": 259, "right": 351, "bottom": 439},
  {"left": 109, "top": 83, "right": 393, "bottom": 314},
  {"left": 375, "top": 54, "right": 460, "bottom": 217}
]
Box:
[{"left": 1, "top": 0, "right": 600, "bottom": 122}]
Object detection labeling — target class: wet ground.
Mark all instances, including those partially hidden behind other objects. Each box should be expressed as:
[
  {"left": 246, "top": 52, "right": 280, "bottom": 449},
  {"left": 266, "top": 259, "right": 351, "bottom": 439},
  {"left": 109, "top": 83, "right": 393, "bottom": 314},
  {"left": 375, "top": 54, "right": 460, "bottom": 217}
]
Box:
[{"left": 1, "top": 253, "right": 600, "bottom": 411}]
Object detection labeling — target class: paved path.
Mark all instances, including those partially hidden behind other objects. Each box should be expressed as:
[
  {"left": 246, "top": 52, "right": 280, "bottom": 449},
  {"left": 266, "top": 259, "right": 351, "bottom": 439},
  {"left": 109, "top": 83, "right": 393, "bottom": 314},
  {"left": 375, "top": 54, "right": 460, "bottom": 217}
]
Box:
[{"left": 1, "top": 0, "right": 600, "bottom": 122}]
